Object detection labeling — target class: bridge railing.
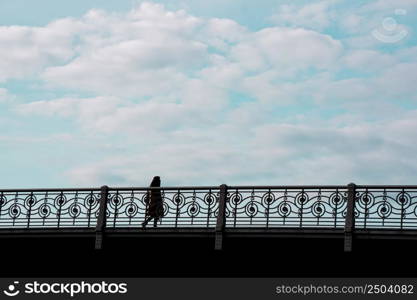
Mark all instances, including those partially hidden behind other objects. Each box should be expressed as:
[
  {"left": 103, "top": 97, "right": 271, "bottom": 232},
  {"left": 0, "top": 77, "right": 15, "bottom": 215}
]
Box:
[
  {"left": 1, "top": 184, "right": 417, "bottom": 230},
  {"left": 106, "top": 187, "right": 220, "bottom": 228},
  {"left": 224, "top": 186, "right": 348, "bottom": 228},
  {"left": 354, "top": 186, "right": 417, "bottom": 229},
  {"left": 0, "top": 188, "right": 101, "bottom": 228}
]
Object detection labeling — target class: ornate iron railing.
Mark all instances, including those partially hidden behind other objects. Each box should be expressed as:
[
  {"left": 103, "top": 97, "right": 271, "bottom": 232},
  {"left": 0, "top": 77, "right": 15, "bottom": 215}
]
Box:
[
  {"left": 106, "top": 187, "right": 220, "bottom": 228},
  {"left": 1, "top": 184, "right": 417, "bottom": 230},
  {"left": 0, "top": 188, "right": 101, "bottom": 228},
  {"left": 224, "top": 186, "right": 348, "bottom": 228},
  {"left": 354, "top": 186, "right": 417, "bottom": 229}
]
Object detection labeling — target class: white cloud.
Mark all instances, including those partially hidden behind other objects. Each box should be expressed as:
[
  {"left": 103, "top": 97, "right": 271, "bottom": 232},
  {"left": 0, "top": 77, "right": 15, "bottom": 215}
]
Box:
[
  {"left": 269, "top": 1, "right": 340, "bottom": 31},
  {"left": 341, "top": 50, "right": 397, "bottom": 72},
  {"left": 0, "top": 133, "right": 74, "bottom": 144},
  {"left": 339, "top": 14, "right": 364, "bottom": 33},
  {"left": 41, "top": 2, "right": 209, "bottom": 97},
  {"left": 0, "top": 88, "right": 13, "bottom": 102},
  {"left": 231, "top": 27, "right": 342, "bottom": 72},
  {"left": 37, "top": 2, "right": 343, "bottom": 103},
  {"left": 13, "top": 2, "right": 347, "bottom": 134},
  {"left": 269, "top": 0, "right": 416, "bottom": 50},
  {"left": 15, "top": 91, "right": 226, "bottom": 136},
  {"left": 362, "top": 0, "right": 417, "bottom": 11},
  {"left": 313, "top": 61, "right": 417, "bottom": 104},
  {"left": 15, "top": 96, "right": 122, "bottom": 118},
  {"left": 64, "top": 112, "right": 417, "bottom": 186},
  {"left": 201, "top": 18, "right": 248, "bottom": 51},
  {"left": 0, "top": 19, "right": 77, "bottom": 82},
  {"left": 220, "top": 28, "right": 343, "bottom": 104}
]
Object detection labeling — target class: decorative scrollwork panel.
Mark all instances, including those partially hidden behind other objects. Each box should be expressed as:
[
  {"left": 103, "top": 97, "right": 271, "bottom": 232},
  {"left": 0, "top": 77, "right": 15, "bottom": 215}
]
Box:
[
  {"left": 0, "top": 190, "right": 100, "bottom": 228},
  {"left": 354, "top": 188, "right": 417, "bottom": 229},
  {"left": 225, "top": 188, "right": 348, "bottom": 228},
  {"left": 106, "top": 188, "right": 220, "bottom": 228}
]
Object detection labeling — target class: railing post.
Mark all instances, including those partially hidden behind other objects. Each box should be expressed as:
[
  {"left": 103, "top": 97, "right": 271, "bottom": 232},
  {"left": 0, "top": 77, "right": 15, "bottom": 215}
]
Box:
[
  {"left": 215, "top": 184, "right": 228, "bottom": 250},
  {"left": 344, "top": 183, "right": 356, "bottom": 252},
  {"left": 95, "top": 185, "right": 109, "bottom": 250}
]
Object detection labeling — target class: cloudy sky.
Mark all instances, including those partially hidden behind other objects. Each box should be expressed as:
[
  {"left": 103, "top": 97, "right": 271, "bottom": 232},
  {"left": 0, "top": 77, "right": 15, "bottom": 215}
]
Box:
[{"left": 1, "top": 0, "right": 417, "bottom": 188}]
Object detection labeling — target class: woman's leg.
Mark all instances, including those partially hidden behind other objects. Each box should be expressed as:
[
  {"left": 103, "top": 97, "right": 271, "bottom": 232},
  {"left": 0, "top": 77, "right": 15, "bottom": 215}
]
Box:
[{"left": 142, "top": 216, "right": 153, "bottom": 227}]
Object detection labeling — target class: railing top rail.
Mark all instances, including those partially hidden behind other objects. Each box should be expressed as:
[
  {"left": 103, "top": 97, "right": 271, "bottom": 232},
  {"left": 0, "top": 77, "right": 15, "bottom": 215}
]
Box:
[
  {"left": 355, "top": 185, "right": 417, "bottom": 189},
  {"left": 109, "top": 186, "right": 220, "bottom": 191},
  {"left": 227, "top": 185, "right": 347, "bottom": 189},
  {"left": 0, "top": 188, "right": 102, "bottom": 193},
  {"left": 0, "top": 186, "right": 221, "bottom": 193},
  {"left": 228, "top": 185, "right": 417, "bottom": 189},
  {"left": 1, "top": 184, "right": 417, "bottom": 193}
]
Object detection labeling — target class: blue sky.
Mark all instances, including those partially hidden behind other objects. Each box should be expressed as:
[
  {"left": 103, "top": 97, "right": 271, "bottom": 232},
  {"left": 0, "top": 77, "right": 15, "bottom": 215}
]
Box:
[{"left": 1, "top": 0, "right": 417, "bottom": 188}]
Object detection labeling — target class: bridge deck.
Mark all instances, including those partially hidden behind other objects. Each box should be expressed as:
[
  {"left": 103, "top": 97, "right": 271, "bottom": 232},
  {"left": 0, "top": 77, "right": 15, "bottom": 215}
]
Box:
[{"left": 1, "top": 227, "right": 417, "bottom": 239}]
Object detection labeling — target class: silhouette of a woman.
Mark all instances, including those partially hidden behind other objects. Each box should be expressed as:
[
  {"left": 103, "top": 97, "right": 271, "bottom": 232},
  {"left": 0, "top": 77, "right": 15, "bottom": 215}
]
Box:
[{"left": 142, "top": 176, "right": 164, "bottom": 228}]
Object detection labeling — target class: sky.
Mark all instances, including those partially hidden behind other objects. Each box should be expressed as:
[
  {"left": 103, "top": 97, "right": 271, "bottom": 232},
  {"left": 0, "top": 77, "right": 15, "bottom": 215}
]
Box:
[{"left": 1, "top": 0, "right": 417, "bottom": 188}]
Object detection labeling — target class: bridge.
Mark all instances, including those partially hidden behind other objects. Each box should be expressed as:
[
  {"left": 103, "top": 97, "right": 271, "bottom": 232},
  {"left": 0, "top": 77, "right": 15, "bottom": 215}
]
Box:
[{"left": 1, "top": 183, "right": 417, "bottom": 254}]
